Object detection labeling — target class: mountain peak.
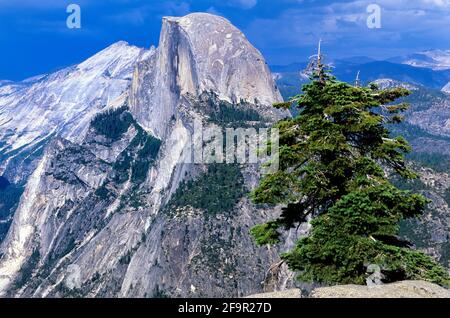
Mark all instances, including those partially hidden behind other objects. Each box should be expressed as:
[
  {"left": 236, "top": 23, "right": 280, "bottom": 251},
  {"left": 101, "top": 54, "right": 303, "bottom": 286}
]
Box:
[
  {"left": 130, "top": 13, "right": 283, "bottom": 137},
  {"left": 77, "top": 41, "right": 145, "bottom": 73},
  {"left": 164, "top": 12, "right": 280, "bottom": 105}
]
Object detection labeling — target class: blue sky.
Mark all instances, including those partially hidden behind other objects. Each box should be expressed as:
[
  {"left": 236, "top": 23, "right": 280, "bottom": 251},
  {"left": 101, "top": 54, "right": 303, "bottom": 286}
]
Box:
[{"left": 1, "top": 0, "right": 449, "bottom": 81}]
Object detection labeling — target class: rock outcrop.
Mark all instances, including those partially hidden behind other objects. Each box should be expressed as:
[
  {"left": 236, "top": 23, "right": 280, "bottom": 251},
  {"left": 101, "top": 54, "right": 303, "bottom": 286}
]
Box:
[
  {"left": 247, "top": 281, "right": 450, "bottom": 298},
  {"left": 310, "top": 281, "right": 450, "bottom": 298}
]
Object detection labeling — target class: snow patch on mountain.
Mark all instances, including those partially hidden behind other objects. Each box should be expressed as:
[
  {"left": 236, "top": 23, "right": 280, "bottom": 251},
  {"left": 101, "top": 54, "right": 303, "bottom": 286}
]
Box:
[
  {"left": 401, "top": 50, "right": 450, "bottom": 70},
  {"left": 129, "top": 13, "right": 283, "bottom": 139}
]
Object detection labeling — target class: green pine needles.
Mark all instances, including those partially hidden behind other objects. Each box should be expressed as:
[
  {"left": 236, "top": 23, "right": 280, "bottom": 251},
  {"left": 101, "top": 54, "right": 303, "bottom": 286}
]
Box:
[{"left": 251, "top": 72, "right": 449, "bottom": 285}]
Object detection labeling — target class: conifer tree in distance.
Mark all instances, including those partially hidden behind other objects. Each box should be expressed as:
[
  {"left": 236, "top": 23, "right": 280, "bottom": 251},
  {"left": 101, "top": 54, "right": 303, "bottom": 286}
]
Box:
[{"left": 251, "top": 45, "right": 449, "bottom": 285}]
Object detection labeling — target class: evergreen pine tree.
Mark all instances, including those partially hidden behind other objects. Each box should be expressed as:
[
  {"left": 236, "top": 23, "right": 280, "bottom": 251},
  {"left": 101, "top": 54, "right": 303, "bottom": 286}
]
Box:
[{"left": 251, "top": 65, "right": 449, "bottom": 285}]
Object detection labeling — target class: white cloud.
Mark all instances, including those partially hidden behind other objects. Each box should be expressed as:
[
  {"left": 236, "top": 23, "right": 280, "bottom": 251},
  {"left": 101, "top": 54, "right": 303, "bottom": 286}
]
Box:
[
  {"left": 242, "top": 0, "right": 450, "bottom": 61},
  {"left": 228, "top": 0, "right": 258, "bottom": 9},
  {"left": 421, "top": 0, "right": 450, "bottom": 7}
]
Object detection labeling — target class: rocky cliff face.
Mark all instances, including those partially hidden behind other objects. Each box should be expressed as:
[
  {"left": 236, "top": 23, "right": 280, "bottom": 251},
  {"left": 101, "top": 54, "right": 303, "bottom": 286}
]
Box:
[
  {"left": 129, "top": 14, "right": 283, "bottom": 139},
  {"left": 0, "top": 41, "right": 150, "bottom": 249},
  {"left": 0, "top": 13, "right": 295, "bottom": 298}
]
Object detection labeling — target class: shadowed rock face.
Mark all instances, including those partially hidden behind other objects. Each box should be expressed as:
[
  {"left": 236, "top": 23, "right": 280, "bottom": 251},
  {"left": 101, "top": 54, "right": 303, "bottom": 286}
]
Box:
[
  {"left": 164, "top": 14, "right": 282, "bottom": 106},
  {"left": 0, "top": 176, "right": 9, "bottom": 190},
  {"left": 0, "top": 13, "right": 294, "bottom": 298}
]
